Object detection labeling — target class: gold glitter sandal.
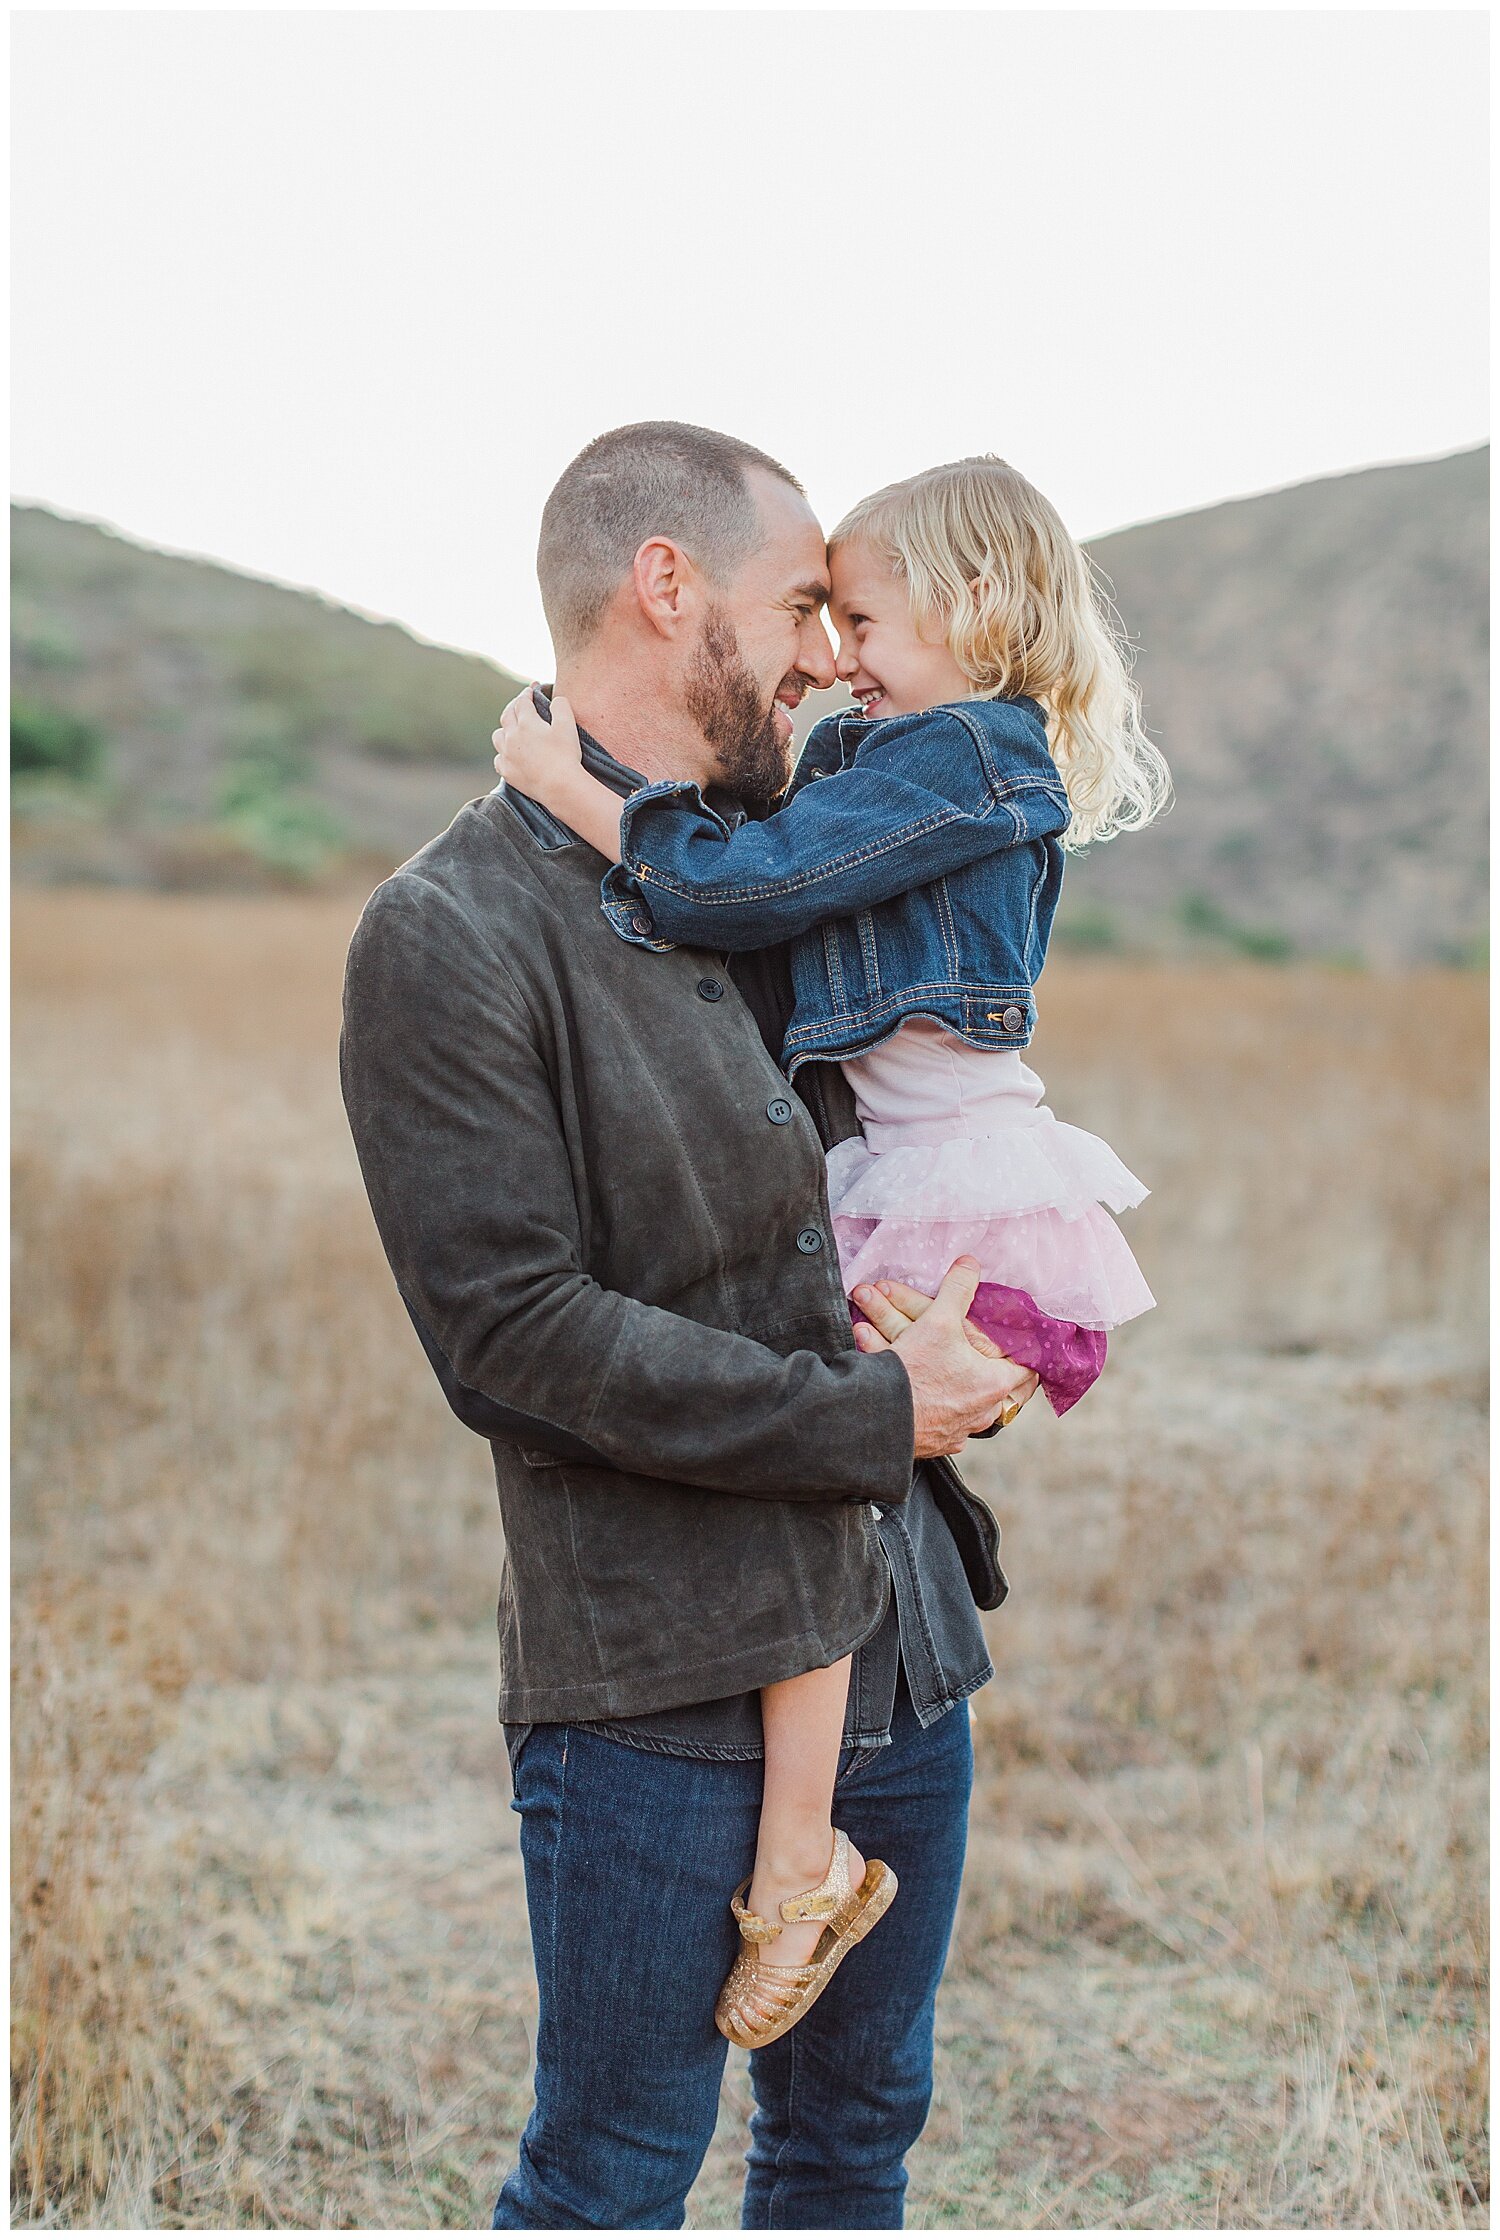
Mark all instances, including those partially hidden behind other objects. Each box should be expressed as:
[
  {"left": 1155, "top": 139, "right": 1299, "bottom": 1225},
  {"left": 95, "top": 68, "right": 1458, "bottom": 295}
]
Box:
[{"left": 714, "top": 1828, "right": 898, "bottom": 2049}]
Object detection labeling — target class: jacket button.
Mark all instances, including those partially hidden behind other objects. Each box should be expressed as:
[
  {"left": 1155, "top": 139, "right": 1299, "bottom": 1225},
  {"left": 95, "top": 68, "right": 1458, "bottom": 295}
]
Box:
[
  {"left": 696, "top": 977, "right": 724, "bottom": 1002},
  {"left": 631, "top": 912, "right": 655, "bottom": 936},
  {"left": 1002, "top": 1004, "right": 1025, "bottom": 1032},
  {"left": 796, "top": 1226, "right": 825, "bottom": 1254},
  {"left": 766, "top": 1098, "right": 794, "bottom": 1125}
]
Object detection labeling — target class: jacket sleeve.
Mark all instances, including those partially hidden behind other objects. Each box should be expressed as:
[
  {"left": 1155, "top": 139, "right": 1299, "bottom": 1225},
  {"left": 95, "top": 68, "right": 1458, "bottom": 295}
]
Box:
[
  {"left": 601, "top": 706, "right": 1070, "bottom": 950},
  {"left": 339, "top": 873, "right": 916, "bottom": 1503}
]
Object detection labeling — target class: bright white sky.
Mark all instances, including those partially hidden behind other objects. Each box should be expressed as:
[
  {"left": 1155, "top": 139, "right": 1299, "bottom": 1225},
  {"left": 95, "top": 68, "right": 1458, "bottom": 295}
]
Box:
[{"left": 11, "top": 9, "right": 1488, "bottom": 676}]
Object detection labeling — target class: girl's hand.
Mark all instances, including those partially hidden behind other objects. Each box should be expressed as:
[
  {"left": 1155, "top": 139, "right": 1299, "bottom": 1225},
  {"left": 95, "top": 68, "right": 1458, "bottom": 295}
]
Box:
[
  {"left": 493, "top": 687, "right": 583, "bottom": 808},
  {"left": 493, "top": 687, "right": 627, "bottom": 862}
]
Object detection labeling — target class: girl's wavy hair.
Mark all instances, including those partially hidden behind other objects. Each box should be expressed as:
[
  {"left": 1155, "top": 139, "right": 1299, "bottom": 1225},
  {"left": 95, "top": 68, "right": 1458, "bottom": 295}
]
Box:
[{"left": 831, "top": 457, "right": 1171, "bottom": 848}]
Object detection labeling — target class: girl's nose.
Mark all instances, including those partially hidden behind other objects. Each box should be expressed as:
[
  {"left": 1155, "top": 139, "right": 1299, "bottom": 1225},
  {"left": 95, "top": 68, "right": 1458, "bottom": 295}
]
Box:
[{"left": 835, "top": 644, "right": 859, "bottom": 681}]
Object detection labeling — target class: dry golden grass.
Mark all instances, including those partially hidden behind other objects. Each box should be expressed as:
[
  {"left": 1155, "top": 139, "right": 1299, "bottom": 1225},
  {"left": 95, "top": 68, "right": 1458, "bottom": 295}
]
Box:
[{"left": 11, "top": 890, "right": 1488, "bottom": 2229}]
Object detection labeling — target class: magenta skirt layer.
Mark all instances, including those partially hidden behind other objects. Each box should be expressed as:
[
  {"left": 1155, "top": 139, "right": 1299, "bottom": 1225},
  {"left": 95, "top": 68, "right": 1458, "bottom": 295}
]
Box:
[{"left": 967, "top": 1282, "right": 1108, "bottom": 1416}]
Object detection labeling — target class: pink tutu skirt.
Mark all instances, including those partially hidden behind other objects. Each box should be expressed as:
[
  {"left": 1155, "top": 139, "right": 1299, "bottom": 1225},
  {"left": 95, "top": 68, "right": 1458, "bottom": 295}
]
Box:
[{"left": 829, "top": 1028, "right": 1154, "bottom": 1416}]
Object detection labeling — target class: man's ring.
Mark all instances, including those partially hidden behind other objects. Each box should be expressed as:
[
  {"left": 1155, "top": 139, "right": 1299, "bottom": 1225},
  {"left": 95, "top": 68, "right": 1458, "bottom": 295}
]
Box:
[{"left": 996, "top": 1391, "right": 1026, "bottom": 1429}]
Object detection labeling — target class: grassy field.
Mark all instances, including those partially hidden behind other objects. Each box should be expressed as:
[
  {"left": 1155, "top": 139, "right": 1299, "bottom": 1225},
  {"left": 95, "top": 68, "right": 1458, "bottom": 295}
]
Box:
[{"left": 10, "top": 889, "right": 1488, "bottom": 2229}]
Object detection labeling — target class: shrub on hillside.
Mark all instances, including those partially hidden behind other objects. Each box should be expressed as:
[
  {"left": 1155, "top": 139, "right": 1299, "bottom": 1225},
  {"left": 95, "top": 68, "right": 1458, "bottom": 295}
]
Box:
[
  {"left": 11, "top": 700, "right": 104, "bottom": 784},
  {"left": 218, "top": 739, "right": 345, "bottom": 880},
  {"left": 1177, "top": 890, "right": 1295, "bottom": 963}
]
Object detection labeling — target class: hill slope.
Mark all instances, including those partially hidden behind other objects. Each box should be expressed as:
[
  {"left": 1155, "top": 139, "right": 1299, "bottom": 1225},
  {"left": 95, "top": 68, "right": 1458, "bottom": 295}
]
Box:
[
  {"left": 1072, "top": 445, "right": 1487, "bottom": 964},
  {"left": 11, "top": 448, "right": 1488, "bottom": 955},
  {"left": 11, "top": 505, "right": 524, "bottom": 884}
]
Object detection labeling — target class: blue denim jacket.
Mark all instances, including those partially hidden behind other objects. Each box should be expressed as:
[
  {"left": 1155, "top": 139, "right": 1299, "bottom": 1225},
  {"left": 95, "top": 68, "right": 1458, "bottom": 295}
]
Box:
[{"left": 601, "top": 695, "right": 1070, "bottom": 1073}]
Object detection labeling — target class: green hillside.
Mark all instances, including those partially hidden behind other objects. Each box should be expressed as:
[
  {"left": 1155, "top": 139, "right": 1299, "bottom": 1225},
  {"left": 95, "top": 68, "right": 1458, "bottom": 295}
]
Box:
[{"left": 11, "top": 505, "right": 523, "bottom": 885}]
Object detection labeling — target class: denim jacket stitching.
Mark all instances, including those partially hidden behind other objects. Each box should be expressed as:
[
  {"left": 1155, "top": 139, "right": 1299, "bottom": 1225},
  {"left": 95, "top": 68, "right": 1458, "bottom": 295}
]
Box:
[
  {"left": 857, "top": 909, "right": 881, "bottom": 997},
  {"left": 1024, "top": 855, "right": 1045, "bottom": 963},
  {"left": 821, "top": 921, "right": 847, "bottom": 1013},
  {"left": 946, "top": 700, "right": 1002, "bottom": 789},
  {"left": 932, "top": 875, "right": 962, "bottom": 979}
]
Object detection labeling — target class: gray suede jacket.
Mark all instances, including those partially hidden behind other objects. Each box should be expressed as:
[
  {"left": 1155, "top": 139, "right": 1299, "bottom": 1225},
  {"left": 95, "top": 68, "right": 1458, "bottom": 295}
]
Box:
[{"left": 340, "top": 774, "right": 1004, "bottom": 1725}]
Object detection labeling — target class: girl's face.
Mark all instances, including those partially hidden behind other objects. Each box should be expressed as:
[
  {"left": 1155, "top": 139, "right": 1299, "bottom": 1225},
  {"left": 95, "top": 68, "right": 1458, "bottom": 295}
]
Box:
[{"left": 829, "top": 541, "right": 970, "bottom": 719}]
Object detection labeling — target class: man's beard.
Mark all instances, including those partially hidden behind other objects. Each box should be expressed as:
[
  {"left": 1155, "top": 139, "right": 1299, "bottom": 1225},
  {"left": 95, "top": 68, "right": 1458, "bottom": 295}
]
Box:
[{"left": 684, "top": 606, "right": 793, "bottom": 813}]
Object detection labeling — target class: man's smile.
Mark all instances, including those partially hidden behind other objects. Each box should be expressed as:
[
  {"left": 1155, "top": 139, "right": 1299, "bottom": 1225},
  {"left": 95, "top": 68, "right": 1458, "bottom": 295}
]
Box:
[{"left": 772, "top": 681, "right": 806, "bottom": 743}]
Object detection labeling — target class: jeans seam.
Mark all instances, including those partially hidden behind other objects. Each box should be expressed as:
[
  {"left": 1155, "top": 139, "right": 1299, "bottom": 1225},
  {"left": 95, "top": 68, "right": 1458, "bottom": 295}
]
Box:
[
  {"left": 541, "top": 1733, "right": 568, "bottom": 2083},
  {"left": 769, "top": 2020, "right": 801, "bottom": 2228},
  {"left": 498, "top": 1732, "right": 569, "bottom": 2230}
]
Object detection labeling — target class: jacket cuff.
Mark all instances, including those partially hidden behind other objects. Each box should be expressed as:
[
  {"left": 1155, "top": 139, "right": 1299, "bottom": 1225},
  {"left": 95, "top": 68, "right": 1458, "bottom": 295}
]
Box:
[
  {"left": 599, "top": 861, "right": 675, "bottom": 949},
  {"left": 599, "top": 781, "right": 733, "bottom": 949},
  {"left": 617, "top": 775, "right": 730, "bottom": 862}
]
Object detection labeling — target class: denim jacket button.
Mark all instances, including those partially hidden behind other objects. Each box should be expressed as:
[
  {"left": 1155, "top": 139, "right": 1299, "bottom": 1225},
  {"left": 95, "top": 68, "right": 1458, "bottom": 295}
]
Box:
[
  {"left": 796, "top": 1226, "right": 825, "bottom": 1254},
  {"left": 696, "top": 977, "right": 725, "bottom": 1002},
  {"left": 631, "top": 912, "right": 654, "bottom": 937},
  {"left": 1001, "top": 1004, "right": 1025, "bottom": 1032},
  {"left": 766, "top": 1098, "right": 794, "bottom": 1125}
]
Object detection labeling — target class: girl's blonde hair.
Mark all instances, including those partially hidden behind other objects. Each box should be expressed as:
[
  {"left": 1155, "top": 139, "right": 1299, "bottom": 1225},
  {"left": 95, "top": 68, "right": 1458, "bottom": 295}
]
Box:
[{"left": 831, "top": 457, "right": 1171, "bottom": 847}]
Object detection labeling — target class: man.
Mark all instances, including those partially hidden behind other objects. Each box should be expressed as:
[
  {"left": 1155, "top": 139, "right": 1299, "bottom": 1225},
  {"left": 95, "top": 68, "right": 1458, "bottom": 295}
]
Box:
[{"left": 340, "top": 422, "right": 1033, "bottom": 2230}]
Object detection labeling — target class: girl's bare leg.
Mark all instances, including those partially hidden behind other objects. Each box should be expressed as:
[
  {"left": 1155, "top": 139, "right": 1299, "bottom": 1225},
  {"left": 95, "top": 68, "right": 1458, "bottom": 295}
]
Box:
[{"left": 748, "top": 1657, "right": 868, "bottom": 1969}]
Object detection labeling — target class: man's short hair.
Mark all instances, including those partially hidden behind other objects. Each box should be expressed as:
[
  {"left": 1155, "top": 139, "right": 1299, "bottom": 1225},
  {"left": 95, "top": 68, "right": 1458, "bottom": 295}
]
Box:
[{"left": 537, "top": 421, "right": 804, "bottom": 653}]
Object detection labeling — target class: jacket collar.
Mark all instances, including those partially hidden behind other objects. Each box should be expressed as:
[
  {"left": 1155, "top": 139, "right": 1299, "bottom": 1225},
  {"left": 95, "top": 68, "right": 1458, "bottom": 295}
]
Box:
[
  {"left": 491, "top": 685, "right": 652, "bottom": 847},
  {"left": 537, "top": 682, "right": 752, "bottom": 826},
  {"left": 531, "top": 683, "right": 648, "bottom": 799},
  {"left": 493, "top": 682, "right": 764, "bottom": 839}
]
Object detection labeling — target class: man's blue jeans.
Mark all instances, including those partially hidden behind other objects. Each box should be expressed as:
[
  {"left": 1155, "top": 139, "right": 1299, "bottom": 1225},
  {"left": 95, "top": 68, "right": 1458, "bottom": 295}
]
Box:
[{"left": 491, "top": 1667, "right": 973, "bottom": 2230}]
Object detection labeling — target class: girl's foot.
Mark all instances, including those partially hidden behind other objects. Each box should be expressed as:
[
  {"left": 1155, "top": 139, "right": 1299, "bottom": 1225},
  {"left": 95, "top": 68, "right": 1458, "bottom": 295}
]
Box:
[
  {"left": 746, "top": 1831, "right": 867, "bottom": 1967},
  {"left": 715, "top": 1828, "right": 899, "bottom": 2049}
]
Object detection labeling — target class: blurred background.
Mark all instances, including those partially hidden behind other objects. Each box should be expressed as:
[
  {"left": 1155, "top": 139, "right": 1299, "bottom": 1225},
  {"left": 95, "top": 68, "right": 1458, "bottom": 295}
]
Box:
[{"left": 11, "top": 9, "right": 1487, "bottom": 2230}]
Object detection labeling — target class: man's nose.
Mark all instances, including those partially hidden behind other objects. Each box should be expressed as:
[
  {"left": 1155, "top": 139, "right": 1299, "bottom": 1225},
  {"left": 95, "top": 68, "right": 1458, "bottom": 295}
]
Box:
[{"left": 797, "top": 617, "right": 838, "bottom": 691}]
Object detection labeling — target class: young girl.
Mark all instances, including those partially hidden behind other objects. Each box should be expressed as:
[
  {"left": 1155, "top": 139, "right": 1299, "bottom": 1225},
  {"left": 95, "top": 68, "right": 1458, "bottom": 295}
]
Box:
[{"left": 493, "top": 456, "right": 1169, "bottom": 2051}]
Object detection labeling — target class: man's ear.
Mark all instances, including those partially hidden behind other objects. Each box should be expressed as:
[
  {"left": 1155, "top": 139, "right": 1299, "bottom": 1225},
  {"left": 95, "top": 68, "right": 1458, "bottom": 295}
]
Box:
[{"left": 632, "top": 537, "right": 697, "bottom": 639}]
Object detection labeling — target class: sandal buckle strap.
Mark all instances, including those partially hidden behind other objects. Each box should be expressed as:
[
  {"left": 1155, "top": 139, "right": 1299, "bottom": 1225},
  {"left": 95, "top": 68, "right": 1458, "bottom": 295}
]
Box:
[
  {"left": 778, "top": 1829, "right": 853, "bottom": 1923},
  {"left": 729, "top": 1879, "right": 782, "bottom": 1945}
]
